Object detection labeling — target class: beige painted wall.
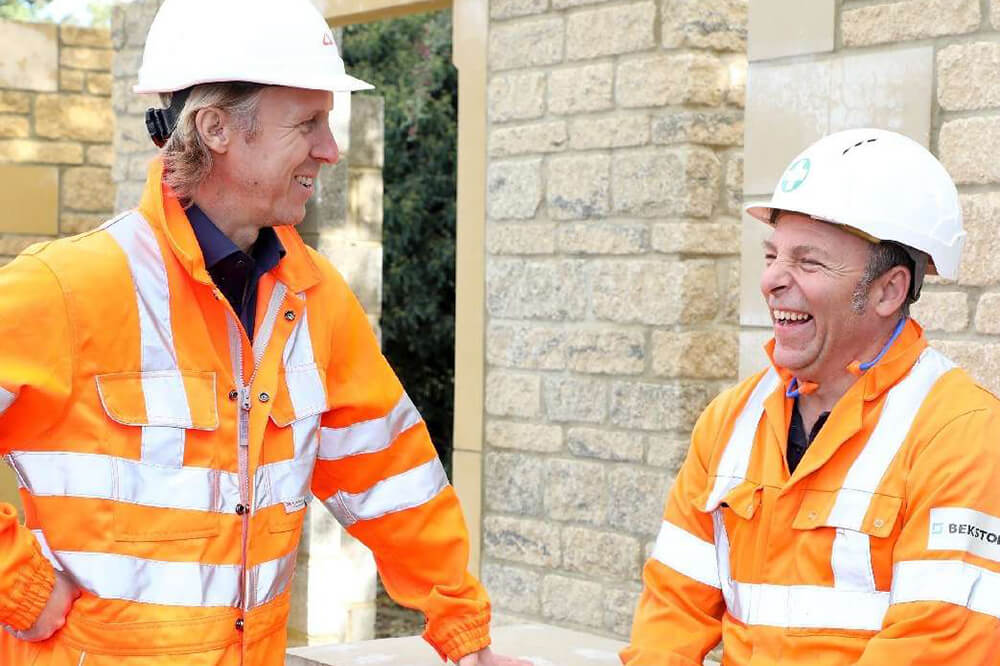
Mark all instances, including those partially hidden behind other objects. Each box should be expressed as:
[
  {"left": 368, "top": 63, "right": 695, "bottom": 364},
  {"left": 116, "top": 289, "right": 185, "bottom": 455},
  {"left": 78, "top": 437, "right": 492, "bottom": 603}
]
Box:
[{"left": 741, "top": 0, "right": 1000, "bottom": 387}]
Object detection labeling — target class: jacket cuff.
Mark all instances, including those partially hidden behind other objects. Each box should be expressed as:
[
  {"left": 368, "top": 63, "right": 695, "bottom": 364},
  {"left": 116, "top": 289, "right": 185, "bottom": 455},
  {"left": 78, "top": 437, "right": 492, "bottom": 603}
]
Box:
[
  {"left": 423, "top": 611, "right": 492, "bottom": 663},
  {"left": 3, "top": 541, "right": 55, "bottom": 631}
]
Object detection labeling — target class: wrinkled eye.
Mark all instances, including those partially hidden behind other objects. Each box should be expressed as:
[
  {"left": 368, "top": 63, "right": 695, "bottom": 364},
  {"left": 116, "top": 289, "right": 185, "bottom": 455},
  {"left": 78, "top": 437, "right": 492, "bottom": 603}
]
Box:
[{"left": 764, "top": 252, "right": 776, "bottom": 265}]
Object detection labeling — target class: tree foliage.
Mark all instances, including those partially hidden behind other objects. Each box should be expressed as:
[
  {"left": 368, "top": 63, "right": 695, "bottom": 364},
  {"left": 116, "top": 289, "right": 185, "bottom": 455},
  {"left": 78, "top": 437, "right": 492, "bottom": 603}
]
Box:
[
  {"left": 0, "top": 0, "right": 53, "bottom": 20},
  {"left": 343, "top": 12, "right": 458, "bottom": 470}
]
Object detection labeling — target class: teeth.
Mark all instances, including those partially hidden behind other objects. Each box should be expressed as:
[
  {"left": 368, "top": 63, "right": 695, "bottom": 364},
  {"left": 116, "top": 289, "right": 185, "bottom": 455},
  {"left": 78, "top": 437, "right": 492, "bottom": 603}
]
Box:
[
  {"left": 295, "top": 176, "right": 314, "bottom": 187},
  {"left": 772, "top": 309, "right": 810, "bottom": 322}
]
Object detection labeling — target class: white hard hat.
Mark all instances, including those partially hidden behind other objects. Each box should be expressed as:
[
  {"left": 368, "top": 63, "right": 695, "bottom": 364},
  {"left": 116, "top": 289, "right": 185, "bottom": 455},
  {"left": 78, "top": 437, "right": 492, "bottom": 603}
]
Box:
[
  {"left": 745, "top": 128, "right": 965, "bottom": 279},
  {"left": 134, "top": 0, "right": 373, "bottom": 95}
]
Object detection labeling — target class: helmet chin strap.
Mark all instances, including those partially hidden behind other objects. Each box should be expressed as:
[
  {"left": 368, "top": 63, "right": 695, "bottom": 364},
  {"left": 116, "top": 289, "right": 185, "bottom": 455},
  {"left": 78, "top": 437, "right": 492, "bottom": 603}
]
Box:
[{"left": 785, "top": 316, "right": 907, "bottom": 399}]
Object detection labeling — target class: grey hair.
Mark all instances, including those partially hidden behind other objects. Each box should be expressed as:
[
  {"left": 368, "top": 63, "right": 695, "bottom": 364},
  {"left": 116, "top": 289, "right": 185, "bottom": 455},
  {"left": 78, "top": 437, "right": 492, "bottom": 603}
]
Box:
[
  {"left": 160, "top": 82, "right": 267, "bottom": 204},
  {"left": 851, "top": 242, "right": 921, "bottom": 316}
]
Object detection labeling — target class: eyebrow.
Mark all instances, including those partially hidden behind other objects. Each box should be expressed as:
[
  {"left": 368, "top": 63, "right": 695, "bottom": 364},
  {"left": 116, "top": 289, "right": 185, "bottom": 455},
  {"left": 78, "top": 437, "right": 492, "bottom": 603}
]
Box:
[{"left": 761, "top": 241, "right": 833, "bottom": 260}]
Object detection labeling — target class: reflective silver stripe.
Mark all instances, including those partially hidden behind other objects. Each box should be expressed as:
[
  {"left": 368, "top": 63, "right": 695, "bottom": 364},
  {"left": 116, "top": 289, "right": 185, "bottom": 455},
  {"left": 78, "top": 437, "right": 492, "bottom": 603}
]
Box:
[
  {"left": 827, "top": 348, "right": 954, "bottom": 593},
  {"left": 50, "top": 550, "right": 297, "bottom": 608},
  {"left": 703, "top": 369, "right": 779, "bottom": 511},
  {"left": 728, "top": 580, "right": 889, "bottom": 631},
  {"left": 31, "top": 529, "right": 64, "bottom": 572},
  {"left": 281, "top": 297, "right": 326, "bottom": 419},
  {"left": 891, "top": 559, "right": 1000, "bottom": 619},
  {"left": 0, "top": 386, "right": 15, "bottom": 415},
  {"left": 9, "top": 452, "right": 240, "bottom": 513},
  {"left": 247, "top": 549, "right": 298, "bottom": 609},
  {"left": 651, "top": 520, "right": 720, "bottom": 589},
  {"left": 827, "top": 347, "right": 955, "bottom": 530},
  {"left": 323, "top": 458, "right": 449, "bottom": 527},
  {"left": 253, "top": 429, "right": 318, "bottom": 512},
  {"left": 318, "top": 392, "right": 422, "bottom": 461},
  {"left": 253, "top": 283, "right": 288, "bottom": 367},
  {"left": 104, "top": 212, "right": 188, "bottom": 468},
  {"left": 713, "top": 510, "right": 736, "bottom": 612}
]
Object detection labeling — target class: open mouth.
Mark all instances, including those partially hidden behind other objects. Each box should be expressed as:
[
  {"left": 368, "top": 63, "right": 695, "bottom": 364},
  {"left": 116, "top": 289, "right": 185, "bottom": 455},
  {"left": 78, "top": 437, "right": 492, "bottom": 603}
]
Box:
[
  {"left": 294, "top": 175, "right": 314, "bottom": 190},
  {"left": 772, "top": 309, "right": 813, "bottom": 326}
]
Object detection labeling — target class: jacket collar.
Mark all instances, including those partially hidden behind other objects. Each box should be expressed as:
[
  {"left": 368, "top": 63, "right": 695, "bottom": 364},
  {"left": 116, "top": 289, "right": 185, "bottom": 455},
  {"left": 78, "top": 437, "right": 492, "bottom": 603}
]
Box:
[{"left": 136, "top": 159, "right": 321, "bottom": 294}]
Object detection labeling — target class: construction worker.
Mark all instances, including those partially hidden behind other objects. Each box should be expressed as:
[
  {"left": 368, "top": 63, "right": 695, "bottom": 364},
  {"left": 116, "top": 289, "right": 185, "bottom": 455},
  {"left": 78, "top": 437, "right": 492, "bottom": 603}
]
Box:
[
  {"left": 622, "top": 128, "right": 1000, "bottom": 664},
  {"left": 0, "top": 1, "right": 527, "bottom": 664}
]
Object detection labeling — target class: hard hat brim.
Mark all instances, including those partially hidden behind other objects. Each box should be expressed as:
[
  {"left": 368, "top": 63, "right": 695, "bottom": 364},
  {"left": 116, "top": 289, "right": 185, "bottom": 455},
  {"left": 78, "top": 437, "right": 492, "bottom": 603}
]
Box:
[{"left": 134, "top": 72, "right": 374, "bottom": 95}]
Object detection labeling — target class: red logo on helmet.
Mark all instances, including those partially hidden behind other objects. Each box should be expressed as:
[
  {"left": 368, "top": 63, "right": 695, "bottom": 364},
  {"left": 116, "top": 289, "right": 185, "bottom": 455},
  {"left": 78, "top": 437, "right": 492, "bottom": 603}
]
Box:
[{"left": 323, "top": 33, "right": 334, "bottom": 46}]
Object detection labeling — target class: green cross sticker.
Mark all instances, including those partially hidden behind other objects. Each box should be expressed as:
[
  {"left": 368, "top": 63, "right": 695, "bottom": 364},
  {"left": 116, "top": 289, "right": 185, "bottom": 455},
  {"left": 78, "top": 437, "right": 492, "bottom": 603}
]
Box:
[{"left": 781, "top": 158, "right": 811, "bottom": 192}]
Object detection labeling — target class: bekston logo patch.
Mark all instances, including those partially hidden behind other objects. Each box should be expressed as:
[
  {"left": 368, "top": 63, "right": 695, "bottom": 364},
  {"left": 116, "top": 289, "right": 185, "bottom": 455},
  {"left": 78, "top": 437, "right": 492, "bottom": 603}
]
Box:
[{"left": 928, "top": 507, "right": 1000, "bottom": 563}]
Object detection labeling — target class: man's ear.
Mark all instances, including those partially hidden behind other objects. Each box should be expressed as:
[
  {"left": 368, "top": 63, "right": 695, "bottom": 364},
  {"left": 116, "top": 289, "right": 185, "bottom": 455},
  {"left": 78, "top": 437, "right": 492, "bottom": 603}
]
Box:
[
  {"left": 873, "top": 265, "right": 910, "bottom": 317},
  {"left": 194, "top": 107, "right": 230, "bottom": 154}
]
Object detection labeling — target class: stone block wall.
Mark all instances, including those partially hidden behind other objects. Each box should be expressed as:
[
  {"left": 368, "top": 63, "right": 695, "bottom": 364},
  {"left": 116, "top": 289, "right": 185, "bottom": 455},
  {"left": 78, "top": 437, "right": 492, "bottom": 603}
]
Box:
[
  {"left": 740, "top": 0, "right": 1000, "bottom": 393},
  {"left": 0, "top": 19, "right": 113, "bottom": 266},
  {"left": 483, "top": 0, "right": 746, "bottom": 638}
]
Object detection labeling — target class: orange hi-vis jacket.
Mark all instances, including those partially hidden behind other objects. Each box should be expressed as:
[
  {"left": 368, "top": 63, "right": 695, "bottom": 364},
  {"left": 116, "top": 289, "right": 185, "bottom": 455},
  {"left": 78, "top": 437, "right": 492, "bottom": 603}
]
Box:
[
  {"left": 0, "top": 161, "right": 490, "bottom": 665},
  {"left": 623, "top": 320, "right": 1000, "bottom": 665}
]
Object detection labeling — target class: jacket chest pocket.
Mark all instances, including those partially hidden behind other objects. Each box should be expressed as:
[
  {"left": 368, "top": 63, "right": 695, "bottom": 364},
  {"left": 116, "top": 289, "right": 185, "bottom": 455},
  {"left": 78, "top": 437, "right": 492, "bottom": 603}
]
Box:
[
  {"left": 97, "top": 371, "right": 223, "bottom": 541},
  {"left": 261, "top": 363, "right": 326, "bottom": 534}
]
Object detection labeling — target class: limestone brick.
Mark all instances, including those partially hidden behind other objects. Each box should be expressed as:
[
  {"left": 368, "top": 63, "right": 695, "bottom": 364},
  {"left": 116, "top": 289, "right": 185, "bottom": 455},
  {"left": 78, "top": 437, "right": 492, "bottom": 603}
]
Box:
[
  {"left": 485, "top": 419, "right": 564, "bottom": 453},
  {"left": 569, "top": 115, "right": 650, "bottom": 151},
  {"left": 0, "top": 140, "right": 83, "bottom": 165},
  {"left": 488, "top": 71, "right": 546, "bottom": 123},
  {"left": 544, "top": 458, "right": 606, "bottom": 524},
  {"left": 60, "top": 25, "right": 111, "bottom": 48},
  {"left": 482, "top": 563, "right": 541, "bottom": 615},
  {"left": 60, "top": 69, "right": 85, "bottom": 91},
  {"left": 0, "top": 20, "right": 57, "bottom": 92},
  {"left": 0, "top": 92, "right": 30, "bottom": 114},
  {"left": 487, "top": 158, "right": 543, "bottom": 219},
  {"left": 0, "top": 116, "right": 30, "bottom": 139},
  {"left": 483, "top": 515, "right": 561, "bottom": 567},
  {"left": 546, "top": 154, "right": 610, "bottom": 220},
  {"left": 548, "top": 63, "right": 613, "bottom": 115},
  {"left": 542, "top": 575, "right": 603, "bottom": 628},
  {"left": 651, "top": 220, "right": 740, "bottom": 255},
  {"left": 604, "top": 585, "right": 642, "bottom": 635},
  {"left": 491, "top": 0, "right": 549, "bottom": 19},
  {"left": 112, "top": 79, "right": 149, "bottom": 115},
  {"left": 662, "top": 0, "right": 747, "bottom": 51},
  {"left": 610, "top": 380, "right": 715, "bottom": 431},
  {"left": 995, "top": 0, "right": 1000, "bottom": 29},
  {"left": 62, "top": 166, "right": 114, "bottom": 212},
  {"left": 487, "top": 222, "right": 557, "bottom": 255},
  {"left": 589, "top": 259, "right": 719, "bottom": 326},
  {"left": 0, "top": 234, "right": 52, "bottom": 256},
  {"left": 489, "top": 16, "right": 564, "bottom": 71},
  {"left": 86, "top": 72, "right": 113, "bottom": 96},
  {"left": 313, "top": 239, "right": 381, "bottom": 316},
  {"left": 841, "top": 0, "right": 979, "bottom": 46},
  {"left": 957, "top": 193, "right": 1000, "bottom": 286},
  {"left": 121, "top": 1, "right": 159, "bottom": 47},
  {"left": 566, "top": 427, "right": 644, "bottom": 462},
  {"left": 566, "top": 328, "right": 646, "bottom": 375},
  {"left": 651, "top": 329, "right": 738, "bottom": 379},
  {"left": 651, "top": 110, "right": 743, "bottom": 147},
  {"left": 486, "top": 259, "right": 588, "bottom": 320},
  {"left": 115, "top": 180, "right": 144, "bottom": 213},
  {"left": 485, "top": 370, "right": 542, "bottom": 418},
  {"left": 909, "top": 292, "right": 968, "bottom": 333},
  {"left": 543, "top": 376, "right": 607, "bottom": 423},
  {"left": 930, "top": 340, "right": 1000, "bottom": 396},
  {"left": 557, "top": 221, "right": 649, "bottom": 255},
  {"left": 60, "top": 47, "right": 113, "bottom": 71},
  {"left": 645, "top": 435, "right": 690, "bottom": 470},
  {"left": 489, "top": 122, "right": 567, "bottom": 157},
  {"left": 552, "top": 0, "right": 605, "bottom": 6},
  {"left": 86, "top": 144, "right": 112, "bottom": 167},
  {"left": 348, "top": 96, "right": 384, "bottom": 169},
  {"left": 60, "top": 213, "right": 105, "bottom": 235},
  {"left": 976, "top": 293, "right": 1000, "bottom": 334},
  {"left": 111, "top": 47, "right": 143, "bottom": 78},
  {"left": 566, "top": 2, "right": 656, "bottom": 60},
  {"left": 721, "top": 258, "right": 739, "bottom": 324},
  {"left": 485, "top": 451, "right": 545, "bottom": 515},
  {"left": 616, "top": 54, "right": 726, "bottom": 108},
  {"left": 938, "top": 43, "right": 1000, "bottom": 111},
  {"left": 608, "top": 466, "right": 671, "bottom": 535},
  {"left": 487, "top": 322, "right": 567, "bottom": 370},
  {"left": 35, "top": 94, "right": 114, "bottom": 142},
  {"left": 113, "top": 112, "right": 152, "bottom": 157},
  {"left": 727, "top": 55, "right": 747, "bottom": 108},
  {"left": 612, "top": 148, "right": 721, "bottom": 219},
  {"left": 725, "top": 153, "right": 743, "bottom": 216},
  {"left": 562, "top": 526, "right": 640, "bottom": 580}
]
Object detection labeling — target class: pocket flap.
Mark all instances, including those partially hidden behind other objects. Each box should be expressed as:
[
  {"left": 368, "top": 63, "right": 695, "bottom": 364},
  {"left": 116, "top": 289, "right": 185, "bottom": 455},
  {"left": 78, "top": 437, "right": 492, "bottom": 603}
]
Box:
[
  {"left": 97, "top": 371, "right": 218, "bottom": 430},
  {"left": 698, "top": 479, "right": 761, "bottom": 519},
  {"left": 269, "top": 364, "right": 328, "bottom": 427},
  {"left": 793, "top": 489, "right": 902, "bottom": 538}
]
